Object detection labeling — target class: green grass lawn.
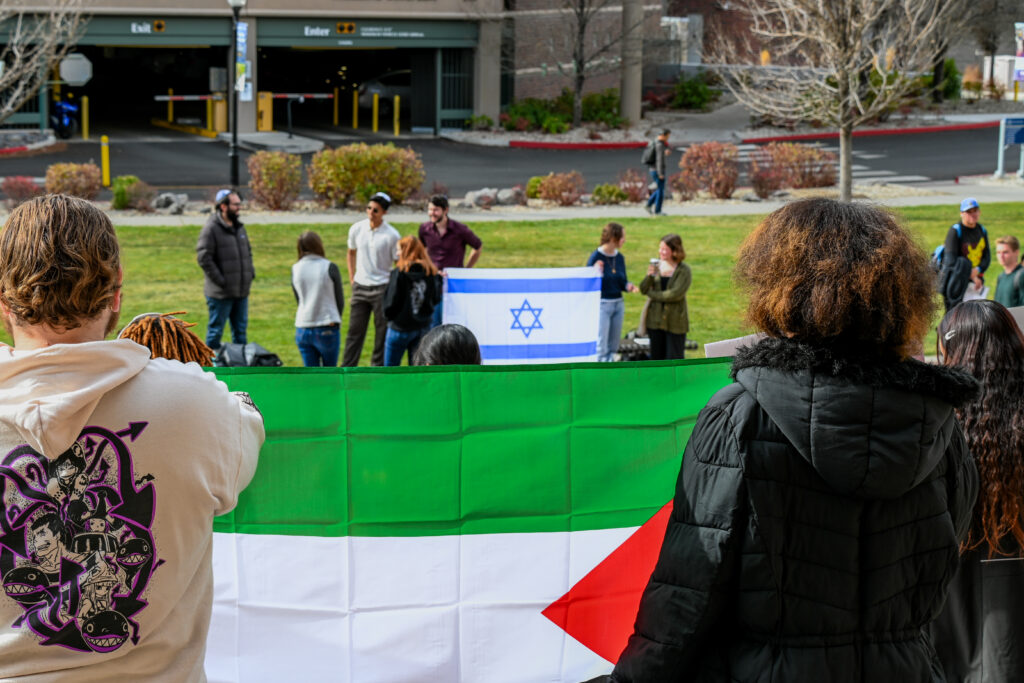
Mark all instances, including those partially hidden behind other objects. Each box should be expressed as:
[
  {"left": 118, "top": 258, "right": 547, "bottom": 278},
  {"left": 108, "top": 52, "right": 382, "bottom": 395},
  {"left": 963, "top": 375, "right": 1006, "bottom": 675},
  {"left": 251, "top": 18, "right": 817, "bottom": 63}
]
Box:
[{"left": 4, "top": 201, "right": 1023, "bottom": 366}]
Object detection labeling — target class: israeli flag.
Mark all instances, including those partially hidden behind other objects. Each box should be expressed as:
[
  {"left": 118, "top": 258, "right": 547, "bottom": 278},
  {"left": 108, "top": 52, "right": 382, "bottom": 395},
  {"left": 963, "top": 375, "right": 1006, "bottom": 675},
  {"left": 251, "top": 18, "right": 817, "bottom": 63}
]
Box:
[{"left": 443, "top": 267, "right": 600, "bottom": 364}]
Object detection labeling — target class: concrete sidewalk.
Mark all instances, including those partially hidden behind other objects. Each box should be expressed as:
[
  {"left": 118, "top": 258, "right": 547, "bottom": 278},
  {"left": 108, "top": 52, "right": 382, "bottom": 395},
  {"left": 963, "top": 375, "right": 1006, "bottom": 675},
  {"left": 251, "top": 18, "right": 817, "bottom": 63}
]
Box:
[{"left": 89, "top": 175, "right": 1023, "bottom": 227}]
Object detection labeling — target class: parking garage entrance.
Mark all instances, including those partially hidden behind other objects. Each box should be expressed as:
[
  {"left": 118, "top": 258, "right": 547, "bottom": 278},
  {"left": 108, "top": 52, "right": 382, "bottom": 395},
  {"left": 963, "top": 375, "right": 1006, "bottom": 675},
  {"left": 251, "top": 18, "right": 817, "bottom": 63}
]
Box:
[{"left": 256, "top": 19, "right": 477, "bottom": 133}]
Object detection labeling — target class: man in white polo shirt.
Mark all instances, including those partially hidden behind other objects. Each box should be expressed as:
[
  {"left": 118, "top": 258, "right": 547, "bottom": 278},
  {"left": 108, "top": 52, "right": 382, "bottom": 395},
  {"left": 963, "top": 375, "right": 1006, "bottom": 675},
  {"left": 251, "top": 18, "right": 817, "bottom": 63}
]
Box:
[{"left": 342, "top": 192, "right": 400, "bottom": 366}]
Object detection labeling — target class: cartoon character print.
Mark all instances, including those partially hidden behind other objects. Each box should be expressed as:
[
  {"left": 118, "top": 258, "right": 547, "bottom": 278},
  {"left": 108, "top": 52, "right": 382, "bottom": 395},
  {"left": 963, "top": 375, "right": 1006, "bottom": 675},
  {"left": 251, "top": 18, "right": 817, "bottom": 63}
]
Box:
[
  {"left": 966, "top": 237, "right": 987, "bottom": 269},
  {"left": 0, "top": 422, "right": 160, "bottom": 653}
]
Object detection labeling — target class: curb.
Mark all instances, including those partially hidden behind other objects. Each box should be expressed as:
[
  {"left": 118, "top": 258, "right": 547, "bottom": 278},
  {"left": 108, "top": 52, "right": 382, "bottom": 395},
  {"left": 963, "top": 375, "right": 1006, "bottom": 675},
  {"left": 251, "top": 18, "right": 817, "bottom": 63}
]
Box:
[
  {"left": 150, "top": 118, "right": 220, "bottom": 139},
  {"left": 0, "top": 134, "right": 58, "bottom": 156},
  {"left": 509, "top": 140, "right": 647, "bottom": 150},
  {"left": 741, "top": 120, "right": 1000, "bottom": 144}
]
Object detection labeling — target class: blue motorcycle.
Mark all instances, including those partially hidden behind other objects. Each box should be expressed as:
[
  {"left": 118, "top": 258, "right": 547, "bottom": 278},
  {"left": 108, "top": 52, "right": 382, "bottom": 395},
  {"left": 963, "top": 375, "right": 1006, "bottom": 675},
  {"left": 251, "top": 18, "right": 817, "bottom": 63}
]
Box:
[{"left": 50, "top": 98, "right": 79, "bottom": 139}]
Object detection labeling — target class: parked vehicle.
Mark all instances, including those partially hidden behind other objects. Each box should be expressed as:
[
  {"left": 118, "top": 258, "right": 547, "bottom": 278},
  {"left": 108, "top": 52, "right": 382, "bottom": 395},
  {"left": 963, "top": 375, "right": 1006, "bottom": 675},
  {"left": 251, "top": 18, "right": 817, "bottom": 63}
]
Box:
[
  {"left": 357, "top": 70, "right": 411, "bottom": 113},
  {"left": 50, "top": 97, "right": 79, "bottom": 139}
]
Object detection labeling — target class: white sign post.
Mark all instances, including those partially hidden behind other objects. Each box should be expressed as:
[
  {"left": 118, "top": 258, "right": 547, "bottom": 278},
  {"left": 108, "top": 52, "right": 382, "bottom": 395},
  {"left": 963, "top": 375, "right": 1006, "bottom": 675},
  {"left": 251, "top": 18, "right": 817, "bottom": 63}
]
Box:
[
  {"left": 994, "top": 117, "right": 1024, "bottom": 179},
  {"left": 58, "top": 53, "right": 92, "bottom": 87}
]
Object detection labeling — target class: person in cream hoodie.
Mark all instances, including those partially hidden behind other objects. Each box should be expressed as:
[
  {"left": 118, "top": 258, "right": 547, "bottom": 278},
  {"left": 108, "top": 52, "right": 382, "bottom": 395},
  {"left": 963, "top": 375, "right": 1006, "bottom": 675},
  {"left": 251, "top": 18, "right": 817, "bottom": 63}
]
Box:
[{"left": 0, "top": 195, "right": 265, "bottom": 681}]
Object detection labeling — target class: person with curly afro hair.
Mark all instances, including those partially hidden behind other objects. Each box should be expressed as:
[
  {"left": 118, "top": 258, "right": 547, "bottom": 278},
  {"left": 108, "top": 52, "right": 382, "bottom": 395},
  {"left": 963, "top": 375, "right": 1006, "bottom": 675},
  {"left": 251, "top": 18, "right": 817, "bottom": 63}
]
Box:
[{"left": 608, "top": 198, "right": 979, "bottom": 683}]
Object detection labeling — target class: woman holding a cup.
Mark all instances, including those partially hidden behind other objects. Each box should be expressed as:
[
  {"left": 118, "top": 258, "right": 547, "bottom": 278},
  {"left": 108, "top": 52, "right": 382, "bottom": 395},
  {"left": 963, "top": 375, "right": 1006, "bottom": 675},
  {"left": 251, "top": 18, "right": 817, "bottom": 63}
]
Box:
[{"left": 640, "top": 233, "right": 690, "bottom": 360}]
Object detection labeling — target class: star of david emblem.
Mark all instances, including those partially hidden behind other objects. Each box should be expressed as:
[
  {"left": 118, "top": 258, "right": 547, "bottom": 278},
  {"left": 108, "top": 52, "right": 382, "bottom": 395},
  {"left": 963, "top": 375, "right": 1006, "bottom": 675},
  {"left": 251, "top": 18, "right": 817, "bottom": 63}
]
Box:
[{"left": 510, "top": 299, "right": 543, "bottom": 338}]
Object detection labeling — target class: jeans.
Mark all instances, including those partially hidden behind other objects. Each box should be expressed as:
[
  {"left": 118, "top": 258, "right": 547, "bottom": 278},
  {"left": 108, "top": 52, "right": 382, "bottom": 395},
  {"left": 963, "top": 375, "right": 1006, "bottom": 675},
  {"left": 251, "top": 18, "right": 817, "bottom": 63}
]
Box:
[
  {"left": 295, "top": 325, "right": 340, "bottom": 367},
  {"left": 342, "top": 282, "right": 387, "bottom": 367},
  {"left": 597, "top": 298, "right": 625, "bottom": 362},
  {"left": 205, "top": 296, "right": 248, "bottom": 350},
  {"left": 649, "top": 329, "right": 686, "bottom": 360},
  {"left": 429, "top": 299, "right": 444, "bottom": 329},
  {"left": 646, "top": 169, "right": 666, "bottom": 214},
  {"left": 384, "top": 326, "right": 428, "bottom": 366}
]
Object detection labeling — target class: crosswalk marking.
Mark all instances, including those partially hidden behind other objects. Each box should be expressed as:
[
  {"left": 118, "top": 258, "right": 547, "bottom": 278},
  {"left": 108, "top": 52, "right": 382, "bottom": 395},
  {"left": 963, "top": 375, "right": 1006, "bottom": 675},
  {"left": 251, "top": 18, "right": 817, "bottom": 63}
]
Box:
[{"left": 725, "top": 142, "right": 930, "bottom": 186}]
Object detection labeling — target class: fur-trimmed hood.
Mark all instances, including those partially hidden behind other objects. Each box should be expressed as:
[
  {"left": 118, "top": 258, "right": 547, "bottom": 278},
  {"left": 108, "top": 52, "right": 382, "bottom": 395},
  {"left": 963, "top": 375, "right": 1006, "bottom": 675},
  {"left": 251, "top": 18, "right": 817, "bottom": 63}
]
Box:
[{"left": 730, "top": 337, "right": 978, "bottom": 499}]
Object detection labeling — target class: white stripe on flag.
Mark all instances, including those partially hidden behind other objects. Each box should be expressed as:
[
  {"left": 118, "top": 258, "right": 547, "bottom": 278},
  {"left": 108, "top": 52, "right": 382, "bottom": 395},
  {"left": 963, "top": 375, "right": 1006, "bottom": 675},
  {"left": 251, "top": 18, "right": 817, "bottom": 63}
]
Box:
[{"left": 207, "top": 528, "right": 634, "bottom": 682}]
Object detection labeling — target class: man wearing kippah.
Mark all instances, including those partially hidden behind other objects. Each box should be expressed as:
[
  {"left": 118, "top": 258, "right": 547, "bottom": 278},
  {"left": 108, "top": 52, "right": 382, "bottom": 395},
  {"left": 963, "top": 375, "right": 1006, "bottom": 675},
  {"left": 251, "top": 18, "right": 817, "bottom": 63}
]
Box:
[
  {"left": 342, "top": 192, "right": 400, "bottom": 366},
  {"left": 196, "top": 189, "right": 254, "bottom": 349}
]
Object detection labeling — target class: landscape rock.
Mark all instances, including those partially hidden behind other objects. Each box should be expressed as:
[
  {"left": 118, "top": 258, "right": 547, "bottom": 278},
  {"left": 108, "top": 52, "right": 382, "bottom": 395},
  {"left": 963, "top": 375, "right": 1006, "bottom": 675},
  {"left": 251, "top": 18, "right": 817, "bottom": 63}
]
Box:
[
  {"left": 153, "top": 192, "right": 189, "bottom": 214},
  {"left": 466, "top": 188, "right": 498, "bottom": 208},
  {"left": 496, "top": 187, "right": 526, "bottom": 206}
]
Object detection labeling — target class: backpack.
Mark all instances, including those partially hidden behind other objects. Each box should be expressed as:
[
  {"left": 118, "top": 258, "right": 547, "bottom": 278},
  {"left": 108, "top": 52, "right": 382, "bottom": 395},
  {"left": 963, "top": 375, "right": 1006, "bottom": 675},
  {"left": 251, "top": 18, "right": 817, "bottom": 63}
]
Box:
[
  {"left": 932, "top": 222, "right": 987, "bottom": 272},
  {"left": 641, "top": 141, "right": 656, "bottom": 166},
  {"left": 213, "top": 342, "right": 283, "bottom": 368}
]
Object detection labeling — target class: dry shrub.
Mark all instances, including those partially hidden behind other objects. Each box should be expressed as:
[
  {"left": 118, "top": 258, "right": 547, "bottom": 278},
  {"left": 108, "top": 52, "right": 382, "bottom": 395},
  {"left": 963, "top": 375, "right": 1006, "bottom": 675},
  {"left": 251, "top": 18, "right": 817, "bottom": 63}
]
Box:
[
  {"left": 538, "top": 171, "right": 585, "bottom": 206},
  {"left": 675, "top": 142, "right": 738, "bottom": 199},
  {"left": 308, "top": 143, "right": 425, "bottom": 207},
  {"left": 761, "top": 142, "right": 836, "bottom": 189},
  {"left": 44, "top": 163, "right": 101, "bottom": 199},
  {"left": 748, "top": 148, "right": 786, "bottom": 199},
  {"left": 2, "top": 176, "right": 44, "bottom": 208},
  {"left": 616, "top": 168, "right": 647, "bottom": 202},
  {"left": 248, "top": 150, "right": 302, "bottom": 210}
]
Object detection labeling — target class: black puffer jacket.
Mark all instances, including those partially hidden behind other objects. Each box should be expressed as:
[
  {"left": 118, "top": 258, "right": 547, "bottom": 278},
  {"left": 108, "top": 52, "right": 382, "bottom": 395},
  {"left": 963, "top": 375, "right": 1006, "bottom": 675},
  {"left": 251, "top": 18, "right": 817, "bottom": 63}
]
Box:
[
  {"left": 611, "top": 338, "right": 979, "bottom": 683},
  {"left": 196, "top": 212, "right": 255, "bottom": 299}
]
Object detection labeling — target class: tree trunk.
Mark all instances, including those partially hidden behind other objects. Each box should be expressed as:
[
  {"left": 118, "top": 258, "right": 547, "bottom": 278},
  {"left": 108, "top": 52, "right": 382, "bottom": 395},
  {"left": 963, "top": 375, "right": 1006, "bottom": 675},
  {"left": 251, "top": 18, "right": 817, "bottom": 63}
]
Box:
[
  {"left": 839, "top": 122, "right": 854, "bottom": 202},
  {"left": 573, "top": 25, "right": 586, "bottom": 128},
  {"left": 932, "top": 49, "right": 946, "bottom": 103},
  {"left": 574, "top": 71, "right": 585, "bottom": 128}
]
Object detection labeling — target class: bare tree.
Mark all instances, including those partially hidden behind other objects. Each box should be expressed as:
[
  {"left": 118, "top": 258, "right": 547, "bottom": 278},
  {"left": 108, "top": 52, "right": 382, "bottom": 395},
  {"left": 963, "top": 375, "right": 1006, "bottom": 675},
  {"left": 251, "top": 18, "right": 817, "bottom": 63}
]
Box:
[
  {"left": 0, "top": 0, "right": 86, "bottom": 125},
  {"left": 514, "top": 1, "right": 648, "bottom": 128},
  {"left": 713, "top": 0, "right": 968, "bottom": 201},
  {"left": 969, "top": 0, "right": 1015, "bottom": 86}
]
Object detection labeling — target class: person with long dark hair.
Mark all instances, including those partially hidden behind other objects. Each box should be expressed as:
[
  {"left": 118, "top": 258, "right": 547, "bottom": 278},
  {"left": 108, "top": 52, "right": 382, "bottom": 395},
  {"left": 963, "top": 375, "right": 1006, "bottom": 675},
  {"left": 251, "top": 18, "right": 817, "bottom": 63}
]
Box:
[
  {"left": 414, "top": 324, "right": 482, "bottom": 366},
  {"left": 607, "top": 198, "right": 978, "bottom": 683},
  {"left": 932, "top": 299, "right": 1024, "bottom": 682}
]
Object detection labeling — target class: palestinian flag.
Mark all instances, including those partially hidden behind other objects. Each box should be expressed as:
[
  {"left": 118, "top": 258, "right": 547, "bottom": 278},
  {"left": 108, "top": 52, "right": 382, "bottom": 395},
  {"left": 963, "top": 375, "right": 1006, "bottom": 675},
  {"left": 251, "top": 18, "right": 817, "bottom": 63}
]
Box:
[{"left": 207, "top": 360, "right": 733, "bottom": 682}]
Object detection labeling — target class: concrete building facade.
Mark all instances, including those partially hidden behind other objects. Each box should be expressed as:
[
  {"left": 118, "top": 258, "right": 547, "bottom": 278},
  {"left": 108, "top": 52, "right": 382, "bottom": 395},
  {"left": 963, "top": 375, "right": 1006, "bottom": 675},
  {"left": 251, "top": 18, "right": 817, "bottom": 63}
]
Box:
[{"left": 9, "top": 0, "right": 504, "bottom": 133}]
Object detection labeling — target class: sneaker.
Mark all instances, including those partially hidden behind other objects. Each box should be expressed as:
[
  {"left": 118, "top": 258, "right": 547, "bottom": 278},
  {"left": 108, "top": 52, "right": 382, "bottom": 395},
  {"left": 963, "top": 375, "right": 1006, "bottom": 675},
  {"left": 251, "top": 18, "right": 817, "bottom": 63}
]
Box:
[{"left": 644, "top": 204, "right": 653, "bottom": 215}]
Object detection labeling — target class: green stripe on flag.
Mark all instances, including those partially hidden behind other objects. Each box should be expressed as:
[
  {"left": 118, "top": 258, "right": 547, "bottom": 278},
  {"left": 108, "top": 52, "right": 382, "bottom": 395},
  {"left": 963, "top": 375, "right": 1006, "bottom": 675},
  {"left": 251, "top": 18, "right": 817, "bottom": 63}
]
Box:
[{"left": 212, "top": 359, "right": 733, "bottom": 538}]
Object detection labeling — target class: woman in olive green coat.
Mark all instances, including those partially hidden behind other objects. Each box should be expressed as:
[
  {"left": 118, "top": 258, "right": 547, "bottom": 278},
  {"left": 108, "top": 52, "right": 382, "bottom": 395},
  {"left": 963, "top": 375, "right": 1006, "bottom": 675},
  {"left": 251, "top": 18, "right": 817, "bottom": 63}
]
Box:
[{"left": 640, "top": 233, "right": 691, "bottom": 360}]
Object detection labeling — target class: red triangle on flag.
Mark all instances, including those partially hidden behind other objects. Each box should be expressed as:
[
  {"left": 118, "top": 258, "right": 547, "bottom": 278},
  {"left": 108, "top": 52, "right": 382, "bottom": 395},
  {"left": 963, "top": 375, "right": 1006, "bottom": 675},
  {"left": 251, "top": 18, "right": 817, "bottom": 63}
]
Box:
[{"left": 542, "top": 501, "right": 673, "bottom": 664}]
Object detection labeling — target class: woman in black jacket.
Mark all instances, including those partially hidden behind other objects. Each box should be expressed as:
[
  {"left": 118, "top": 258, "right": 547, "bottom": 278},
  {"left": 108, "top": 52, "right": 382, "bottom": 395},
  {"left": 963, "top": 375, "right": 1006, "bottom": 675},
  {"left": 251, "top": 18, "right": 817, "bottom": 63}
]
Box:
[
  {"left": 382, "top": 236, "right": 441, "bottom": 366},
  {"left": 932, "top": 299, "right": 1024, "bottom": 683},
  {"left": 609, "top": 198, "right": 979, "bottom": 682}
]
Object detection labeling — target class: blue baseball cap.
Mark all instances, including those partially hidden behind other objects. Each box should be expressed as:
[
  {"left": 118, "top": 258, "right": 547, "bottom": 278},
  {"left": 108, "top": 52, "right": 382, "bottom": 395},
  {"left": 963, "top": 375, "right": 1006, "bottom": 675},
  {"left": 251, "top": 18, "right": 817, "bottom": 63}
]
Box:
[{"left": 960, "top": 197, "right": 979, "bottom": 212}]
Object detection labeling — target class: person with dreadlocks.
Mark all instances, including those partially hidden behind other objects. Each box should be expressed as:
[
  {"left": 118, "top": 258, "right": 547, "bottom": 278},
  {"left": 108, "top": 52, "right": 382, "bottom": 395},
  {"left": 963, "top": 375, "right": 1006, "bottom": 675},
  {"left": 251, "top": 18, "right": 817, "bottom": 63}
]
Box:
[
  {"left": 117, "top": 311, "right": 214, "bottom": 366},
  {"left": 932, "top": 298, "right": 1024, "bottom": 682}
]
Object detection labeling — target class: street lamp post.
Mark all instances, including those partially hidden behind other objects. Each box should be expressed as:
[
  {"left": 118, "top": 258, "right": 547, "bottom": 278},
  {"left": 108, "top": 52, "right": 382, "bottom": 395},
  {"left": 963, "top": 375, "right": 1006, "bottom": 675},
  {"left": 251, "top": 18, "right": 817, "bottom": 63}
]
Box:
[{"left": 227, "top": 0, "right": 247, "bottom": 189}]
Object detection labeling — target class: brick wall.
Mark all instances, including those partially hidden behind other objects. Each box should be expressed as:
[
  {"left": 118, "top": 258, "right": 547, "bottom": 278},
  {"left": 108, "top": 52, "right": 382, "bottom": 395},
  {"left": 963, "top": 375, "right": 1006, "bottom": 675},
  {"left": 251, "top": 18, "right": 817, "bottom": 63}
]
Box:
[{"left": 507, "top": 2, "right": 665, "bottom": 101}]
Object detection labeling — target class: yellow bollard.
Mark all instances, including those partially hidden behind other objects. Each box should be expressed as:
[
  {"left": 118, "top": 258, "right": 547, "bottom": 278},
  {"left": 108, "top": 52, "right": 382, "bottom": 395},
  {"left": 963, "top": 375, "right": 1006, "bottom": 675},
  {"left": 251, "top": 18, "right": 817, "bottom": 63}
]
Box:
[
  {"left": 393, "top": 95, "right": 400, "bottom": 136},
  {"left": 207, "top": 98, "right": 214, "bottom": 131},
  {"left": 372, "top": 93, "right": 379, "bottom": 133},
  {"left": 1016, "top": 82, "right": 1020, "bottom": 102},
  {"left": 167, "top": 88, "right": 173, "bottom": 123},
  {"left": 333, "top": 87, "right": 339, "bottom": 126},
  {"left": 352, "top": 90, "right": 358, "bottom": 129},
  {"left": 100, "top": 135, "right": 110, "bottom": 187},
  {"left": 81, "top": 96, "right": 89, "bottom": 140}
]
